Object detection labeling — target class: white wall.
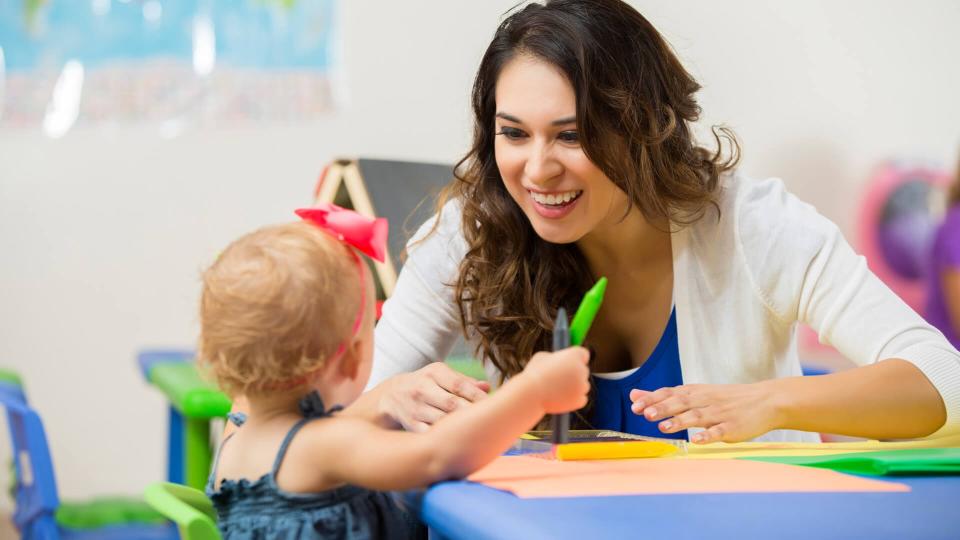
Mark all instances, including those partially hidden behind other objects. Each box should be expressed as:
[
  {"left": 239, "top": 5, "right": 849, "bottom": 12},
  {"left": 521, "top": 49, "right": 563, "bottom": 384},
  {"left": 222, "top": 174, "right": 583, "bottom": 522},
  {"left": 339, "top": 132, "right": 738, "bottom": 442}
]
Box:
[{"left": 0, "top": 1, "right": 958, "bottom": 501}]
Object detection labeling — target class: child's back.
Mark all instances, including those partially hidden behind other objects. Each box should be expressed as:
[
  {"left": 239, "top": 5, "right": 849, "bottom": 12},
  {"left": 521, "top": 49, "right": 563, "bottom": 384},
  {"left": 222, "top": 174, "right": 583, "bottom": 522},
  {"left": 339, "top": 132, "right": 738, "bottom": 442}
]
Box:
[{"left": 209, "top": 395, "right": 423, "bottom": 539}]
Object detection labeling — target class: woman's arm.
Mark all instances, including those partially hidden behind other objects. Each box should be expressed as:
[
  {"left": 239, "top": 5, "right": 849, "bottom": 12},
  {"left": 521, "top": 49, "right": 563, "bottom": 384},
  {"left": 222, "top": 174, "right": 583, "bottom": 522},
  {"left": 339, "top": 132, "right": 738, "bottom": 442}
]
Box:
[
  {"left": 636, "top": 178, "right": 960, "bottom": 442},
  {"left": 305, "top": 348, "right": 589, "bottom": 492},
  {"left": 633, "top": 358, "right": 945, "bottom": 443},
  {"left": 366, "top": 201, "right": 493, "bottom": 431}
]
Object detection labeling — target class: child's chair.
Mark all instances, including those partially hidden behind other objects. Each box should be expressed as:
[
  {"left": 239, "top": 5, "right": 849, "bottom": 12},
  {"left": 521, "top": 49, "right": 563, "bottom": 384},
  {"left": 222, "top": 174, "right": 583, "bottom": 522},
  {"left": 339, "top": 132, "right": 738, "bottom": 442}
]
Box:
[
  {"left": 0, "top": 389, "right": 178, "bottom": 539},
  {"left": 144, "top": 482, "right": 221, "bottom": 540},
  {"left": 0, "top": 368, "right": 26, "bottom": 404}
]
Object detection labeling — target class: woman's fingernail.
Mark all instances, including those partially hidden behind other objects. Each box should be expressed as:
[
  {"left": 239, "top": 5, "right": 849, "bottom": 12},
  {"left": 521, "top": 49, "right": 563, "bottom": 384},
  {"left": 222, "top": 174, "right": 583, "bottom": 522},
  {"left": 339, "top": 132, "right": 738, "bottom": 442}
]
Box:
[
  {"left": 661, "top": 421, "right": 672, "bottom": 431},
  {"left": 692, "top": 433, "right": 704, "bottom": 443},
  {"left": 645, "top": 408, "right": 657, "bottom": 418}
]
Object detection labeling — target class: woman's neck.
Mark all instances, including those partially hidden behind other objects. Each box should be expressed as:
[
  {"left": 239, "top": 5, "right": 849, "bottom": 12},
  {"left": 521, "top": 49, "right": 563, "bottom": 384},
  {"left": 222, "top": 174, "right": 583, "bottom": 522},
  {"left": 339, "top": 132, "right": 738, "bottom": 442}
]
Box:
[{"left": 576, "top": 204, "right": 672, "bottom": 280}]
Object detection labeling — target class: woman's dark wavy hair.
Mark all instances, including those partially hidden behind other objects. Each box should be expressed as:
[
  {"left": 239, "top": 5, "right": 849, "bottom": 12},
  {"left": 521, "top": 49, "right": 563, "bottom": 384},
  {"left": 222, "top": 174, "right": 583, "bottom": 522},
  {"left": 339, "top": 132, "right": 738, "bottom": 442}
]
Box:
[{"left": 438, "top": 0, "right": 739, "bottom": 420}]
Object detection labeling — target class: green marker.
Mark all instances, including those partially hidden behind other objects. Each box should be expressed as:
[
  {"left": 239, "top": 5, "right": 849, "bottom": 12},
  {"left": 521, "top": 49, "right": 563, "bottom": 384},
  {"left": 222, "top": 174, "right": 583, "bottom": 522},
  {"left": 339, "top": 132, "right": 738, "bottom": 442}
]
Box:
[{"left": 570, "top": 277, "right": 607, "bottom": 346}]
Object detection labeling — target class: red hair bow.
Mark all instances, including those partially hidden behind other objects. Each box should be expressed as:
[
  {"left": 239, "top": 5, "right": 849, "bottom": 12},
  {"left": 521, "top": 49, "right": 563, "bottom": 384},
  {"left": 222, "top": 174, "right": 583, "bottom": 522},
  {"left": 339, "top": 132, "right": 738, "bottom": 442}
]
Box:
[{"left": 295, "top": 204, "right": 388, "bottom": 263}]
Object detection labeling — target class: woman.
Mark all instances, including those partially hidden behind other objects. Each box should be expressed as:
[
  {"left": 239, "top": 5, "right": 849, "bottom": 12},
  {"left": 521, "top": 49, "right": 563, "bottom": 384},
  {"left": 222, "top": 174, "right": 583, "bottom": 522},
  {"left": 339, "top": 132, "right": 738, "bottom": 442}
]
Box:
[{"left": 367, "top": 0, "right": 958, "bottom": 443}]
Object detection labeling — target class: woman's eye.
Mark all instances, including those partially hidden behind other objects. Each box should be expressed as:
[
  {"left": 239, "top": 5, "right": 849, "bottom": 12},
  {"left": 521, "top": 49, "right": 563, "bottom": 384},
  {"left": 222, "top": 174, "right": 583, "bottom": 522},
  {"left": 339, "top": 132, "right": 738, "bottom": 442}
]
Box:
[
  {"left": 558, "top": 130, "right": 580, "bottom": 143},
  {"left": 496, "top": 127, "right": 526, "bottom": 140}
]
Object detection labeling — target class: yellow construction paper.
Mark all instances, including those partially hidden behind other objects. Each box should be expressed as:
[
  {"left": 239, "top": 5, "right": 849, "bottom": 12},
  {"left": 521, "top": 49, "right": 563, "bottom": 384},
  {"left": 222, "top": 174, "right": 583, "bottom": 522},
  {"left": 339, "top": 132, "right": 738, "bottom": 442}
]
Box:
[{"left": 682, "top": 434, "right": 960, "bottom": 460}]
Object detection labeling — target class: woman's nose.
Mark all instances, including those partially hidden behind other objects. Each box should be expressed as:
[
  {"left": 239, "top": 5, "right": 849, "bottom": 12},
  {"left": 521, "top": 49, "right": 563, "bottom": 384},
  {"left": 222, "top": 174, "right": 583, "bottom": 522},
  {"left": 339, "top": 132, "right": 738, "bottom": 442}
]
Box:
[{"left": 523, "top": 140, "right": 563, "bottom": 185}]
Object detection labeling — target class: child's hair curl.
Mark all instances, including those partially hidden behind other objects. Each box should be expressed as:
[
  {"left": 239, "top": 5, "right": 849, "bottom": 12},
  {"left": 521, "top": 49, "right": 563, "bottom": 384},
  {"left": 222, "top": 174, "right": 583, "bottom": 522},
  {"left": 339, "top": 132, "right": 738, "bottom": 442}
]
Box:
[{"left": 199, "top": 222, "right": 362, "bottom": 396}]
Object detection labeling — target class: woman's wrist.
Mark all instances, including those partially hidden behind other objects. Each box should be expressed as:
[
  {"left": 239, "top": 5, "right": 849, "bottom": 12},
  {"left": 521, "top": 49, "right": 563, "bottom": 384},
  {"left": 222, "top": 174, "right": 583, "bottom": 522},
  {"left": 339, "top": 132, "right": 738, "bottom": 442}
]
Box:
[{"left": 759, "top": 377, "right": 794, "bottom": 432}]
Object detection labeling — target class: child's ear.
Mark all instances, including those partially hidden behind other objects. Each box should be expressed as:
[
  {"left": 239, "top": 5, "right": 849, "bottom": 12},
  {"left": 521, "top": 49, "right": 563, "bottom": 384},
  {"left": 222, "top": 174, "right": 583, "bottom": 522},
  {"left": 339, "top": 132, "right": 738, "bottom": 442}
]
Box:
[{"left": 337, "top": 339, "right": 364, "bottom": 380}]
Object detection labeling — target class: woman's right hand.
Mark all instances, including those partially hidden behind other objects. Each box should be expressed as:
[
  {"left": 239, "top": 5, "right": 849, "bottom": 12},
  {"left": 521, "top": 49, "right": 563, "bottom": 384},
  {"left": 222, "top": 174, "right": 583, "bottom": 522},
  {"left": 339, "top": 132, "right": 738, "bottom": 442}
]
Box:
[
  {"left": 380, "top": 362, "right": 491, "bottom": 432},
  {"left": 522, "top": 347, "right": 591, "bottom": 413}
]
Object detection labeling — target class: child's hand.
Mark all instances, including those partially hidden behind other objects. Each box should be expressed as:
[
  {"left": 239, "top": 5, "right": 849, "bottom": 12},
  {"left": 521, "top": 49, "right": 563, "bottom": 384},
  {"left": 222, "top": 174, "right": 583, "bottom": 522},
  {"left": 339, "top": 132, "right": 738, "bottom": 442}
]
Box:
[{"left": 523, "top": 347, "right": 590, "bottom": 413}]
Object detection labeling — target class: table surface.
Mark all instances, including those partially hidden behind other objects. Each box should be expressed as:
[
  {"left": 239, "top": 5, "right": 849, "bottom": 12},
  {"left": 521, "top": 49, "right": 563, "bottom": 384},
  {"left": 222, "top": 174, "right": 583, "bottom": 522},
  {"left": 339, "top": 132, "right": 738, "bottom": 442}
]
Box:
[{"left": 422, "top": 474, "right": 960, "bottom": 540}]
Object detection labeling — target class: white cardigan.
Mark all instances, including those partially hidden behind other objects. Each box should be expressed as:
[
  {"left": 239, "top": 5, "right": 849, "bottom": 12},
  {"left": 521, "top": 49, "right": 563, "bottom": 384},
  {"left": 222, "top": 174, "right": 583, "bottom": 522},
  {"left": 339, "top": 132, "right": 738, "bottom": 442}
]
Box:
[{"left": 370, "top": 174, "right": 960, "bottom": 441}]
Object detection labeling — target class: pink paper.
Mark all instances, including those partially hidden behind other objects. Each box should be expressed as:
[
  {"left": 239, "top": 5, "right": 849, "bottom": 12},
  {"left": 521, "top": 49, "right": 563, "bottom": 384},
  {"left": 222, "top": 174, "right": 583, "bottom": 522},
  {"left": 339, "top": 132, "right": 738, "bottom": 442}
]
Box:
[{"left": 468, "top": 456, "right": 909, "bottom": 498}]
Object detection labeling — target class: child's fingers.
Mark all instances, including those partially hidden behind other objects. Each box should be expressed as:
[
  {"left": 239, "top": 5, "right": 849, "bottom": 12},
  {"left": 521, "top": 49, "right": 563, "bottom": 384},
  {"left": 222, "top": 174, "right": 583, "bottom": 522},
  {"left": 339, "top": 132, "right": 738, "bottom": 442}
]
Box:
[
  {"left": 629, "top": 388, "right": 651, "bottom": 404},
  {"left": 567, "top": 346, "right": 590, "bottom": 364}
]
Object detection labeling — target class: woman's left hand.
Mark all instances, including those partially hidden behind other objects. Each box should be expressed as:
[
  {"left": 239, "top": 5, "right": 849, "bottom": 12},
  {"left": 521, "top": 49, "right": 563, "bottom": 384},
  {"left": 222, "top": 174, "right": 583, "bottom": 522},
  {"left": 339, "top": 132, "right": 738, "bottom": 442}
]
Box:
[{"left": 630, "top": 382, "right": 786, "bottom": 444}]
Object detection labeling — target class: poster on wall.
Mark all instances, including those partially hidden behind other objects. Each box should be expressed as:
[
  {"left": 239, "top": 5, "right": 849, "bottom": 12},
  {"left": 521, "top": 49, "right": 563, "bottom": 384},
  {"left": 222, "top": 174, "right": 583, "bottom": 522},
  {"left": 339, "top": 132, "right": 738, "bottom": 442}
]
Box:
[{"left": 0, "top": 0, "right": 339, "bottom": 137}]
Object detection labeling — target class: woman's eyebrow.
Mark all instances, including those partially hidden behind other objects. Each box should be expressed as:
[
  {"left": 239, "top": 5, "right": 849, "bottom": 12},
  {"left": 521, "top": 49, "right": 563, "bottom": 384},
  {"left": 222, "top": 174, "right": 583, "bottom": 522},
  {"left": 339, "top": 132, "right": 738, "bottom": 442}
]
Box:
[{"left": 495, "top": 112, "right": 577, "bottom": 126}]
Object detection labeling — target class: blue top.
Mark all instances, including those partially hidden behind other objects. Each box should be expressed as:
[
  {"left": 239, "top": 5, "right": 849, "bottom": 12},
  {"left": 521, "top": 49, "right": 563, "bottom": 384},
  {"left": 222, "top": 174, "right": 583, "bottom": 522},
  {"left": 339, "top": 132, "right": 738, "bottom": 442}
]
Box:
[
  {"left": 589, "top": 308, "right": 687, "bottom": 440},
  {"left": 207, "top": 393, "right": 425, "bottom": 540}
]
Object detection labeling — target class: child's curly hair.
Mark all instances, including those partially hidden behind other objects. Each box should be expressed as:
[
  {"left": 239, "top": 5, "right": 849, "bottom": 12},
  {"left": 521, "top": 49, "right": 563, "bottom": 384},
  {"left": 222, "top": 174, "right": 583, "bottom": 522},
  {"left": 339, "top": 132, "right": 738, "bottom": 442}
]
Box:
[{"left": 199, "top": 222, "right": 362, "bottom": 396}]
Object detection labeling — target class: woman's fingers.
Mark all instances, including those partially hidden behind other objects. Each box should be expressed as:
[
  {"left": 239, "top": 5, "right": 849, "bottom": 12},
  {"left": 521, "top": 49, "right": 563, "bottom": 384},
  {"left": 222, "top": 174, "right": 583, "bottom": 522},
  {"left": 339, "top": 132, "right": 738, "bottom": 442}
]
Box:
[
  {"left": 416, "top": 372, "right": 475, "bottom": 413},
  {"left": 426, "top": 362, "right": 490, "bottom": 403},
  {"left": 691, "top": 423, "right": 731, "bottom": 444},
  {"left": 630, "top": 385, "right": 684, "bottom": 413},
  {"left": 632, "top": 386, "right": 705, "bottom": 421},
  {"left": 658, "top": 406, "right": 712, "bottom": 434},
  {"left": 628, "top": 388, "right": 651, "bottom": 405}
]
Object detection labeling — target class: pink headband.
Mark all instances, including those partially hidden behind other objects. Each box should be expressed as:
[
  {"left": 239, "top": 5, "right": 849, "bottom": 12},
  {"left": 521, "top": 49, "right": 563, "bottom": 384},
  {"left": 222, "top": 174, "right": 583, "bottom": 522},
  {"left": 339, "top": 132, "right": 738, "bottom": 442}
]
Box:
[{"left": 267, "top": 204, "right": 387, "bottom": 390}]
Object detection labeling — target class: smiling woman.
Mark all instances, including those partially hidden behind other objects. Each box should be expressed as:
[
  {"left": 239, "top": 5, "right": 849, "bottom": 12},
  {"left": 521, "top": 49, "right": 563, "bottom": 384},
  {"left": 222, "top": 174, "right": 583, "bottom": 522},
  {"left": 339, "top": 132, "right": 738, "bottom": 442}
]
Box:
[{"left": 365, "top": 0, "right": 960, "bottom": 444}]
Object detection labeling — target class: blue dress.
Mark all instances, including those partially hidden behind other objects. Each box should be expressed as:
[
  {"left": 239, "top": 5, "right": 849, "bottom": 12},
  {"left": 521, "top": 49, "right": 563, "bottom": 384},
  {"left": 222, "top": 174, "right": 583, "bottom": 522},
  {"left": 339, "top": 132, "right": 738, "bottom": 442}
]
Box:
[
  {"left": 206, "top": 393, "right": 426, "bottom": 540},
  {"left": 590, "top": 308, "right": 688, "bottom": 440}
]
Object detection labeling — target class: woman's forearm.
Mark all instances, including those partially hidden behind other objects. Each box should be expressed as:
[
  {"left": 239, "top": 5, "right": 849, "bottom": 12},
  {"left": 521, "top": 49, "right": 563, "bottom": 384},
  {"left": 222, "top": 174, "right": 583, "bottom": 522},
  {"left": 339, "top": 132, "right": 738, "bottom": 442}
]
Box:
[{"left": 772, "top": 359, "right": 947, "bottom": 439}]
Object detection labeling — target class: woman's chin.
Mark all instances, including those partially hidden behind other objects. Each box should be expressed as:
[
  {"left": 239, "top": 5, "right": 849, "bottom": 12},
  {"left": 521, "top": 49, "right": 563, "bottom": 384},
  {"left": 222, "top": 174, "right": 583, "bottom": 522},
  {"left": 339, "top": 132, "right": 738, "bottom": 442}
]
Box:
[{"left": 528, "top": 219, "right": 584, "bottom": 245}]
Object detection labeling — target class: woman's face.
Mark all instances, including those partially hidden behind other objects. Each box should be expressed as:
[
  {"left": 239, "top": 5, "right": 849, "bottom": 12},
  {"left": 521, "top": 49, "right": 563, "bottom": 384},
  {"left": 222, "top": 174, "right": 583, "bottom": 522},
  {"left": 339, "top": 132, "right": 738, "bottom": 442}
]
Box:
[{"left": 494, "top": 54, "right": 628, "bottom": 244}]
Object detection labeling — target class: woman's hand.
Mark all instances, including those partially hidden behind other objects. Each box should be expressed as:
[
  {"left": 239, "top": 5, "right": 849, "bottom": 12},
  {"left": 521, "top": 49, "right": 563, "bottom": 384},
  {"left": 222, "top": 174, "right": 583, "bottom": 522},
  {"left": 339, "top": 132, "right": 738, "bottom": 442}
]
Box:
[
  {"left": 379, "top": 362, "right": 490, "bottom": 432},
  {"left": 630, "top": 382, "right": 786, "bottom": 444}
]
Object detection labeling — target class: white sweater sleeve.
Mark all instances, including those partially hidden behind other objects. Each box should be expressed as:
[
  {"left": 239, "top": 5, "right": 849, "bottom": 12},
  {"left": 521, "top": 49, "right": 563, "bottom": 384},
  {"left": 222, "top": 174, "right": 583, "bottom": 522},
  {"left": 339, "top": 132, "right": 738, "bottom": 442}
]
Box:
[
  {"left": 737, "top": 178, "right": 960, "bottom": 437},
  {"left": 367, "top": 200, "right": 467, "bottom": 390}
]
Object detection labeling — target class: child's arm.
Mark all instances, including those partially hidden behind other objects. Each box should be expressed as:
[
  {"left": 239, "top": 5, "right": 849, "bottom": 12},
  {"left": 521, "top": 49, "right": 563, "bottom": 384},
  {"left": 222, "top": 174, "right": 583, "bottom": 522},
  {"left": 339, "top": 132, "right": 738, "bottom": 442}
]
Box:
[{"left": 303, "top": 347, "right": 589, "bottom": 492}]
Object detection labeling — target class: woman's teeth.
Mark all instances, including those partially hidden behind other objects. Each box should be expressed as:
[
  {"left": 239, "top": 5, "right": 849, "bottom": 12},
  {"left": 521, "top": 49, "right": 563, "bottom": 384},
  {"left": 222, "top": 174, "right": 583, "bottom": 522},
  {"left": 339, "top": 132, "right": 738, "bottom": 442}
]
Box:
[{"left": 530, "top": 190, "right": 582, "bottom": 206}]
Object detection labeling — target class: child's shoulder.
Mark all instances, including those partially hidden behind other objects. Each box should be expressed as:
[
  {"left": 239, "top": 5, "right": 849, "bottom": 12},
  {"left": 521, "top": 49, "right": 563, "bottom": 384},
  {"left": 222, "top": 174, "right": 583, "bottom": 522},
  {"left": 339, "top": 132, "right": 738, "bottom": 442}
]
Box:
[{"left": 276, "top": 415, "right": 384, "bottom": 492}]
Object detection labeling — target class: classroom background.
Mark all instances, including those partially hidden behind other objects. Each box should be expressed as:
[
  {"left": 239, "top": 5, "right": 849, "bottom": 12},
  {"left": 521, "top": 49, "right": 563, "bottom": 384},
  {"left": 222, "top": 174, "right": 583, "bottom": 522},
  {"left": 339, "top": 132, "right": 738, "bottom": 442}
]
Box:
[{"left": 1, "top": 0, "right": 959, "bottom": 530}]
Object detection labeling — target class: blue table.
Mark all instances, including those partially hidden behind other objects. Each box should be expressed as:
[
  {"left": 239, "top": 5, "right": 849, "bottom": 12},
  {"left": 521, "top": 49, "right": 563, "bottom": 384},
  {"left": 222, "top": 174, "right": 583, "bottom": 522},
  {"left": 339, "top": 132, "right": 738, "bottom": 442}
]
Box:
[{"left": 423, "top": 475, "right": 960, "bottom": 539}]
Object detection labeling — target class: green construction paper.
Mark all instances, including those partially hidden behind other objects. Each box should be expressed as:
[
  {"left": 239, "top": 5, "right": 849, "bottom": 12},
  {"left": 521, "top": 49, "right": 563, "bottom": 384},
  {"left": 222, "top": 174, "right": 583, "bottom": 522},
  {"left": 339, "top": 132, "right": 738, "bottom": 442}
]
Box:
[
  {"left": 743, "top": 448, "right": 960, "bottom": 476},
  {"left": 149, "top": 362, "right": 232, "bottom": 419},
  {"left": 56, "top": 497, "right": 167, "bottom": 530}
]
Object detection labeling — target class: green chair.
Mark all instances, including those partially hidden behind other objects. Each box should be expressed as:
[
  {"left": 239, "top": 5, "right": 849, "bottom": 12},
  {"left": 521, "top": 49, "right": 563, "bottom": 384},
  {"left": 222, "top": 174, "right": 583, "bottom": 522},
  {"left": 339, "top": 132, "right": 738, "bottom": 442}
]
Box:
[
  {"left": 138, "top": 350, "right": 232, "bottom": 490},
  {"left": 144, "top": 482, "right": 221, "bottom": 540}
]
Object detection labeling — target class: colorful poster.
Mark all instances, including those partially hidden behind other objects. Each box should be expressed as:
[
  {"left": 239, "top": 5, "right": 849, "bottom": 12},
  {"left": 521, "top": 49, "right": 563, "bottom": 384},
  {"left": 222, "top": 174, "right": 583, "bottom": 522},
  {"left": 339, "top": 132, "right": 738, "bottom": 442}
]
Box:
[{"left": 0, "top": 0, "right": 339, "bottom": 136}]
